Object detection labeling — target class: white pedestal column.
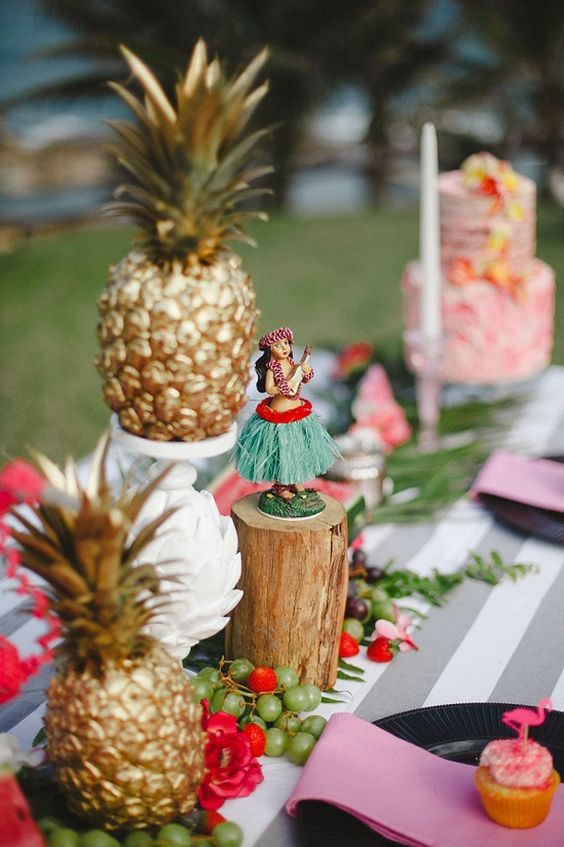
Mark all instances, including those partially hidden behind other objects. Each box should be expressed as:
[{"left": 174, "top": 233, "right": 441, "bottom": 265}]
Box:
[{"left": 110, "top": 416, "right": 242, "bottom": 661}]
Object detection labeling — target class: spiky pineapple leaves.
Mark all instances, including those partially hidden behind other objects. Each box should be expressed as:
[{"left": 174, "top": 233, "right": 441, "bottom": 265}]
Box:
[
  {"left": 105, "top": 39, "right": 273, "bottom": 261},
  {"left": 11, "top": 434, "right": 179, "bottom": 666}
]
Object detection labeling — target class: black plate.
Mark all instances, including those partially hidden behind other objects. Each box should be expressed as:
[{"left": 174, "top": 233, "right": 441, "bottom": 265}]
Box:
[
  {"left": 478, "top": 455, "right": 564, "bottom": 544},
  {"left": 297, "top": 702, "right": 564, "bottom": 847}
]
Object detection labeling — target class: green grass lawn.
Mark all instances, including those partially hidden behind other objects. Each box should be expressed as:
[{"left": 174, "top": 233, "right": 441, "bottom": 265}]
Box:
[{"left": 1, "top": 204, "right": 562, "bottom": 463}]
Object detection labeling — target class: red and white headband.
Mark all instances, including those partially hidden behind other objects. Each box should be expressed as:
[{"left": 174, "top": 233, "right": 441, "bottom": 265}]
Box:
[{"left": 259, "top": 326, "right": 293, "bottom": 350}]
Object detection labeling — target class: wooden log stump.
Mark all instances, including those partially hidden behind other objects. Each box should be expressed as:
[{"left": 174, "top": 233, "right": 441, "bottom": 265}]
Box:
[{"left": 225, "top": 493, "right": 348, "bottom": 690}]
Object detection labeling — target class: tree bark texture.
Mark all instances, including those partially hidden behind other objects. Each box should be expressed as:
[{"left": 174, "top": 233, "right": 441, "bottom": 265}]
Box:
[{"left": 225, "top": 493, "right": 348, "bottom": 690}]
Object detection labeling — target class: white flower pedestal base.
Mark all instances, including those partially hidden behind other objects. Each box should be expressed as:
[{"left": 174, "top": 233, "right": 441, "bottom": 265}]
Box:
[{"left": 110, "top": 416, "right": 242, "bottom": 660}]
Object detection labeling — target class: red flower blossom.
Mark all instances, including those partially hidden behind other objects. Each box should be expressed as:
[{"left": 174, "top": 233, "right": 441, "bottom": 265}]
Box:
[
  {"left": 0, "top": 491, "right": 18, "bottom": 517},
  {"left": 480, "top": 175, "right": 499, "bottom": 197},
  {"left": 0, "top": 461, "right": 44, "bottom": 514},
  {"left": 0, "top": 637, "right": 30, "bottom": 704},
  {"left": 333, "top": 342, "right": 374, "bottom": 380},
  {"left": 449, "top": 258, "right": 476, "bottom": 287},
  {"left": 0, "top": 458, "right": 59, "bottom": 702},
  {"left": 198, "top": 711, "right": 263, "bottom": 811},
  {"left": 201, "top": 698, "right": 211, "bottom": 729}
]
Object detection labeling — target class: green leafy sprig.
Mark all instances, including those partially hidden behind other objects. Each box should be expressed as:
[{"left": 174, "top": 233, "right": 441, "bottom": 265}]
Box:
[
  {"left": 337, "top": 658, "right": 365, "bottom": 683},
  {"left": 352, "top": 550, "right": 539, "bottom": 637},
  {"left": 378, "top": 562, "right": 464, "bottom": 605},
  {"left": 463, "top": 550, "right": 539, "bottom": 585},
  {"left": 376, "top": 405, "right": 512, "bottom": 524}
]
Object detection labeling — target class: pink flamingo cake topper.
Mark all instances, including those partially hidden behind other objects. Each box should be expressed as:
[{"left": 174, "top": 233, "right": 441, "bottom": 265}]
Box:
[{"left": 501, "top": 698, "right": 552, "bottom": 743}]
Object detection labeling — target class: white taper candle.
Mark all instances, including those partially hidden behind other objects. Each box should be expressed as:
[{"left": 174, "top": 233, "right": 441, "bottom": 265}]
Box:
[{"left": 420, "top": 122, "right": 442, "bottom": 339}]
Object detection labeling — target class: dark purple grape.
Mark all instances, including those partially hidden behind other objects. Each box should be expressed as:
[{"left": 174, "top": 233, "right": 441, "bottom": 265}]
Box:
[
  {"left": 345, "top": 596, "right": 369, "bottom": 621},
  {"left": 347, "top": 581, "right": 357, "bottom": 598},
  {"left": 365, "top": 566, "right": 384, "bottom": 583},
  {"left": 351, "top": 549, "right": 367, "bottom": 565}
]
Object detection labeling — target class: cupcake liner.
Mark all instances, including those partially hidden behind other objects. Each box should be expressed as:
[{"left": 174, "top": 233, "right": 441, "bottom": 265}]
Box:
[{"left": 476, "top": 766, "right": 561, "bottom": 828}]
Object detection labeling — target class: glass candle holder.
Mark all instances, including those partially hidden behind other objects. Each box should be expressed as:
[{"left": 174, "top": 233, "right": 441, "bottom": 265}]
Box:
[{"left": 404, "top": 329, "right": 444, "bottom": 453}]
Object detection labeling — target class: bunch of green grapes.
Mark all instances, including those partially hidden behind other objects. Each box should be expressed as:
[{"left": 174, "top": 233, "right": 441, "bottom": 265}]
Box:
[
  {"left": 38, "top": 814, "right": 242, "bottom": 847},
  {"left": 190, "top": 658, "right": 327, "bottom": 767}
]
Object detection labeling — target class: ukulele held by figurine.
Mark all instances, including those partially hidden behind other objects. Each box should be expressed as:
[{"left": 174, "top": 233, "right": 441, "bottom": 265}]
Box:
[{"left": 286, "top": 345, "right": 312, "bottom": 395}]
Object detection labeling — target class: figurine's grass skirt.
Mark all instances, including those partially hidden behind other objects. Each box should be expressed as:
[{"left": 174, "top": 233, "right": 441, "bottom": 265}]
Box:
[{"left": 235, "top": 413, "right": 340, "bottom": 485}]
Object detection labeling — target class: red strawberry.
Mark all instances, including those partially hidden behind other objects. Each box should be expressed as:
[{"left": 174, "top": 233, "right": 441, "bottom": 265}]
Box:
[
  {"left": 247, "top": 666, "right": 278, "bottom": 693},
  {"left": 367, "top": 636, "right": 394, "bottom": 663},
  {"left": 339, "top": 632, "right": 360, "bottom": 658},
  {"left": 243, "top": 722, "right": 267, "bottom": 757},
  {"left": 201, "top": 809, "right": 227, "bottom": 834}
]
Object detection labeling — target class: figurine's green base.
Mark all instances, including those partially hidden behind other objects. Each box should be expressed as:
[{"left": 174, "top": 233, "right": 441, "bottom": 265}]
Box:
[{"left": 258, "top": 488, "right": 326, "bottom": 520}]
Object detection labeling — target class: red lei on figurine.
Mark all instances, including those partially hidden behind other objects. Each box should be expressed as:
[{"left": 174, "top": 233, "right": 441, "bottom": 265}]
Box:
[{"left": 256, "top": 398, "right": 313, "bottom": 424}]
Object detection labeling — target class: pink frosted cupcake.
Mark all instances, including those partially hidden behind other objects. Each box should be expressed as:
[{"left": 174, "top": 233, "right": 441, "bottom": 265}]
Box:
[{"left": 476, "top": 735, "right": 560, "bottom": 827}]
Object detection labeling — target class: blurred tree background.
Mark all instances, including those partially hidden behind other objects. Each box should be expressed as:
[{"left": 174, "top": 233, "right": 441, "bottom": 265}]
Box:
[
  {"left": 8, "top": 0, "right": 453, "bottom": 204},
  {"left": 1, "top": 0, "right": 564, "bottom": 460},
  {"left": 448, "top": 1, "right": 564, "bottom": 194},
  {"left": 7, "top": 0, "right": 564, "bottom": 202}
]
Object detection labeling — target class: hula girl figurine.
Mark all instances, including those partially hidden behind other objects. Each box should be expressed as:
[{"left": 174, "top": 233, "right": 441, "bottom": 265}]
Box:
[{"left": 235, "top": 326, "right": 340, "bottom": 518}]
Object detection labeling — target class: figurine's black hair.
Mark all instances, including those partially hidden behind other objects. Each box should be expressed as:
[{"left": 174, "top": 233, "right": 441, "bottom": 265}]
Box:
[{"left": 255, "top": 349, "right": 270, "bottom": 392}]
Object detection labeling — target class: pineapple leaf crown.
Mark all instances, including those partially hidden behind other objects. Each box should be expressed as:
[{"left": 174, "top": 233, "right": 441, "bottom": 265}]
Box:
[
  {"left": 106, "top": 40, "right": 272, "bottom": 263},
  {"left": 11, "top": 435, "right": 175, "bottom": 669}
]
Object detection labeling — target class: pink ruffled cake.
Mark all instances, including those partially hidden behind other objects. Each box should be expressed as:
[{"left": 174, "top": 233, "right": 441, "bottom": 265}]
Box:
[
  {"left": 475, "top": 737, "right": 560, "bottom": 828},
  {"left": 403, "top": 153, "right": 555, "bottom": 384}
]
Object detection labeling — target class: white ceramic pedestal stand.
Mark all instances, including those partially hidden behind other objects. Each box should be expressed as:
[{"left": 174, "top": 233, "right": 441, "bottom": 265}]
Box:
[{"left": 110, "top": 415, "right": 242, "bottom": 661}]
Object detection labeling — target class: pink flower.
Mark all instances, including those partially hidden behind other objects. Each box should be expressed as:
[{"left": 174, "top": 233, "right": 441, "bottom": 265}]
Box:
[
  {"left": 380, "top": 414, "right": 412, "bottom": 450},
  {"left": 0, "top": 461, "right": 44, "bottom": 515},
  {"left": 375, "top": 604, "right": 419, "bottom": 652},
  {"left": 352, "top": 365, "right": 394, "bottom": 413},
  {"left": 351, "top": 409, "right": 411, "bottom": 452},
  {"left": 350, "top": 365, "right": 411, "bottom": 452},
  {"left": 198, "top": 711, "right": 263, "bottom": 811}
]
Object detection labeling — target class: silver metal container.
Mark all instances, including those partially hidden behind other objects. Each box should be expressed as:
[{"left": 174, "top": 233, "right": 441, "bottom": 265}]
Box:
[{"left": 328, "top": 432, "right": 388, "bottom": 511}]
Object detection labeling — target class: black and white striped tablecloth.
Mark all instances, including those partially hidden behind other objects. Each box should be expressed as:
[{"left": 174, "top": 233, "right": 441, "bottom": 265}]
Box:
[{"left": 3, "top": 367, "right": 564, "bottom": 847}]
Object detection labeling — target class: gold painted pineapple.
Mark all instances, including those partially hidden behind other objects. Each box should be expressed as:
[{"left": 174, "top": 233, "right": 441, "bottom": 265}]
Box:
[
  {"left": 97, "top": 41, "right": 270, "bottom": 441},
  {"left": 11, "top": 438, "right": 206, "bottom": 830}
]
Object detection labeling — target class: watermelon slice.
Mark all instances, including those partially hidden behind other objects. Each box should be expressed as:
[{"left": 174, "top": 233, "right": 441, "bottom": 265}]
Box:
[{"left": 0, "top": 770, "right": 45, "bottom": 847}]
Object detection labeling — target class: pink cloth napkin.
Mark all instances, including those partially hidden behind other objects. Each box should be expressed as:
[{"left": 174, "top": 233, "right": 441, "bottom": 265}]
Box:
[
  {"left": 286, "top": 713, "right": 564, "bottom": 847},
  {"left": 472, "top": 450, "right": 564, "bottom": 512}
]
